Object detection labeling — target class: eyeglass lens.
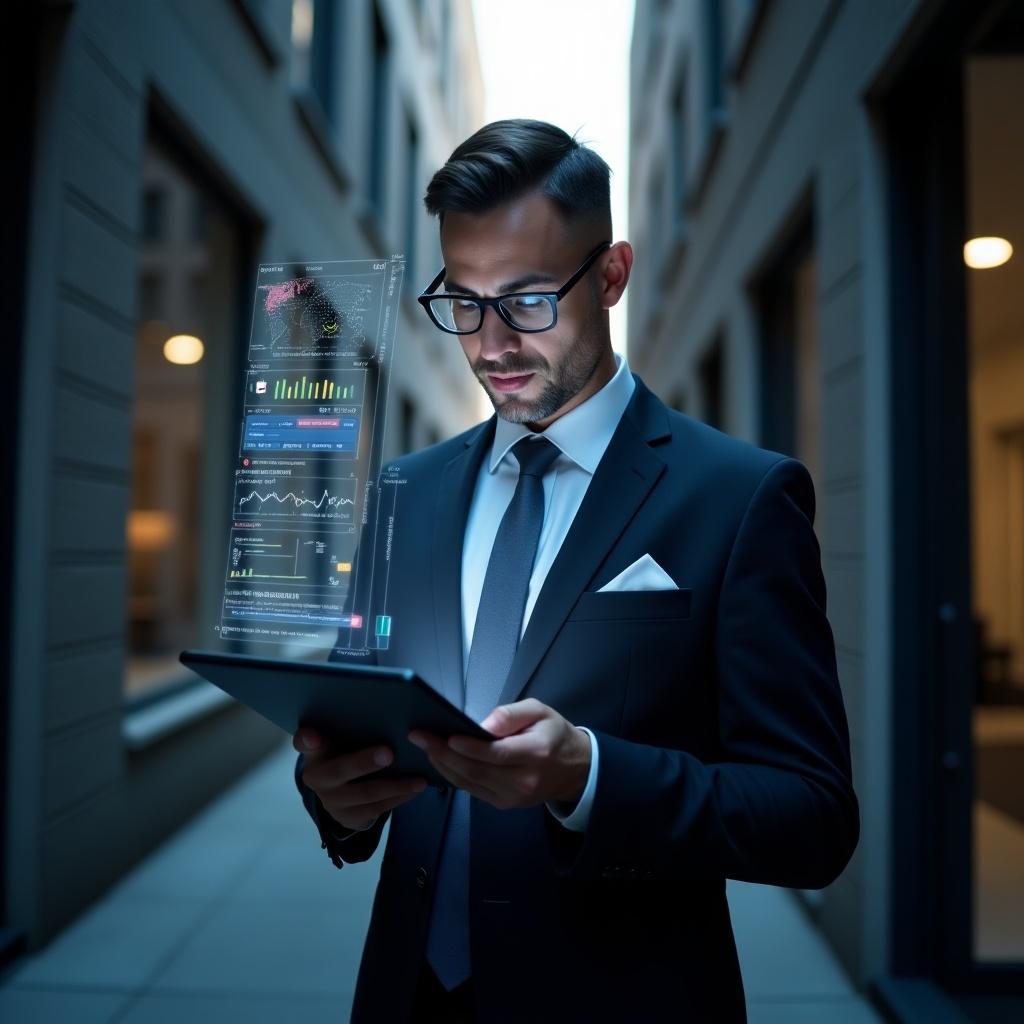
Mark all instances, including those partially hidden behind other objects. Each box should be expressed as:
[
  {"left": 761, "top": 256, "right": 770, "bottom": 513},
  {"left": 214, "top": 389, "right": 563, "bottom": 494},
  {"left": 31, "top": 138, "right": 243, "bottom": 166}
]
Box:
[{"left": 429, "top": 294, "right": 555, "bottom": 333}]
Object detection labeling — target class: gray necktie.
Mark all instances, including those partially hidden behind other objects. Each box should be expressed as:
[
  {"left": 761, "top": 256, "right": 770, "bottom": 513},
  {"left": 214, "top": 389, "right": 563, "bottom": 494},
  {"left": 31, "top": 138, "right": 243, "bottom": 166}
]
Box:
[{"left": 425, "top": 435, "right": 561, "bottom": 990}]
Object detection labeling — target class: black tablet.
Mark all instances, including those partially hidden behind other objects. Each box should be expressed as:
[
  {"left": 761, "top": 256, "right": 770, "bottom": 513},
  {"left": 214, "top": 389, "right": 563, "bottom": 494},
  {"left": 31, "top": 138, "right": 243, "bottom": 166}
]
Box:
[{"left": 179, "top": 649, "right": 494, "bottom": 790}]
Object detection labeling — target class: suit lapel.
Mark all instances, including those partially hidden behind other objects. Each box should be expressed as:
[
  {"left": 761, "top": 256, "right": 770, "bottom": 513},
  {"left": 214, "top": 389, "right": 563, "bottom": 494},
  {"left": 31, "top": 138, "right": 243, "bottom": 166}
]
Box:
[
  {"left": 430, "top": 415, "right": 496, "bottom": 709},
  {"left": 497, "top": 376, "right": 671, "bottom": 708}
]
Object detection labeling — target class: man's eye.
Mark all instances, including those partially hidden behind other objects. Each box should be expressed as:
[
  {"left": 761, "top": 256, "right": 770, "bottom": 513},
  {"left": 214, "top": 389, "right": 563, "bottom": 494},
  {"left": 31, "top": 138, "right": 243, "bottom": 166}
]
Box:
[
  {"left": 510, "top": 295, "right": 544, "bottom": 308},
  {"left": 452, "top": 299, "right": 478, "bottom": 311}
]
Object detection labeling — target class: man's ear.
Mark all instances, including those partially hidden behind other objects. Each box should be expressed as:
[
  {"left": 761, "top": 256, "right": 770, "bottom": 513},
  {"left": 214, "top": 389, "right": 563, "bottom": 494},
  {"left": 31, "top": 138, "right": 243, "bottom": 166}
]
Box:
[{"left": 599, "top": 241, "right": 633, "bottom": 309}]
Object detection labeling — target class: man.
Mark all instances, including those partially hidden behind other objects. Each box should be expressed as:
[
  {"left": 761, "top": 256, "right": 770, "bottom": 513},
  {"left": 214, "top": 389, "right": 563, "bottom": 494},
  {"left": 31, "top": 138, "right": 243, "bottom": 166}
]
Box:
[{"left": 294, "top": 119, "right": 858, "bottom": 1023}]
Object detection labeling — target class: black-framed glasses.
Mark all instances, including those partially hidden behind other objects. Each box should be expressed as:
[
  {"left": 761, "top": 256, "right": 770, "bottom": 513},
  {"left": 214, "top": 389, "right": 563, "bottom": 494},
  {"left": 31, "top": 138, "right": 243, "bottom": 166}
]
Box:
[{"left": 417, "top": 240, "right": 612, "bottom": 335}]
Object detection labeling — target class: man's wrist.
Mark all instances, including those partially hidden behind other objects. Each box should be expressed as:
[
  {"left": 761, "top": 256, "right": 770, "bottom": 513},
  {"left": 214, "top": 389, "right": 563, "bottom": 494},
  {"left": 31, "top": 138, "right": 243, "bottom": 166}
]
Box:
[
  {"left": 327, "top": 816, "right": 378, "bottom": 841},
  {"left": 554, "top": 726, "right": 592, "bottom": 808}
]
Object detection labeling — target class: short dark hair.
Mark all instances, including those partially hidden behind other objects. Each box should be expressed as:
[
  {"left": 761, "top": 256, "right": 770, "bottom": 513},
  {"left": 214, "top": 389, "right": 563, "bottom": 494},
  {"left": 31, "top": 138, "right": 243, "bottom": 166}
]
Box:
[{"left": 423, "top": 119, "right": 611, "bottom": 229}]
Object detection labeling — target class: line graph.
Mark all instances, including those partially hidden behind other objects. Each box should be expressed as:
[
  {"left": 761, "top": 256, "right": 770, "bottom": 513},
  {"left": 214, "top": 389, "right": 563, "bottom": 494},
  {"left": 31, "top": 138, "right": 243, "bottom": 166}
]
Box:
[
  {"left": 232, "top": 475, "right": 356, "bottom": 523},
  {"left": 238, "top": 488, "right": 352, "bottom": 513}
]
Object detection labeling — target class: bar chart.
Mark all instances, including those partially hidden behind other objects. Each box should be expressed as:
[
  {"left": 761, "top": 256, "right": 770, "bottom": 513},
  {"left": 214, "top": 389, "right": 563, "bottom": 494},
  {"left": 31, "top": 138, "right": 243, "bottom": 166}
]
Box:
[{"left": 247, "top": 372, "right": 361, "bottom": 403}]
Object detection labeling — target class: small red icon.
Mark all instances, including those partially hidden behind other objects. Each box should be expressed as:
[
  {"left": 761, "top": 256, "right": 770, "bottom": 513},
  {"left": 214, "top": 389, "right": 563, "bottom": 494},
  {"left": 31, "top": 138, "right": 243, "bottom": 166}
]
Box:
[
  {"left": 242, "top": 458, "right": 250, "bottom": 467},
  {"left": 350, "top": 614, "right": 363, "bottom": 628}
]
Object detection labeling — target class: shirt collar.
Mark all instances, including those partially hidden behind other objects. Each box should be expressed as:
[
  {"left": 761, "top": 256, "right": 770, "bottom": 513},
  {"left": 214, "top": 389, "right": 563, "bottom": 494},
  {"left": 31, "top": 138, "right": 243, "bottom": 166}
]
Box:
[{"left": 488, "top": 351, "right": 636, "bottom": 474}]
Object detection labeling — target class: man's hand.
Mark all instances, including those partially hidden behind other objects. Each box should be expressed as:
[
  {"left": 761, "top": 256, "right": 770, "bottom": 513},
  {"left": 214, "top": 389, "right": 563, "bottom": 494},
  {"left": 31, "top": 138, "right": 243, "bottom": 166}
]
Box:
[
  {"left": 294, "top": 728, "right": 428, "bottom": 831},
  {"left": 407, "top": 698, "right": 591, "bottom": 812}
]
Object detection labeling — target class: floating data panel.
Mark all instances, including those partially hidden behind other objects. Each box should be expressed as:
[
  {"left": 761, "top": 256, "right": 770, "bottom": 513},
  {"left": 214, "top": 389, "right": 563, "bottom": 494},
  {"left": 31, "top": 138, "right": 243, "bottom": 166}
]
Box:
[{"left": 214, "top": 258, "right": 404, "bottom": 656}]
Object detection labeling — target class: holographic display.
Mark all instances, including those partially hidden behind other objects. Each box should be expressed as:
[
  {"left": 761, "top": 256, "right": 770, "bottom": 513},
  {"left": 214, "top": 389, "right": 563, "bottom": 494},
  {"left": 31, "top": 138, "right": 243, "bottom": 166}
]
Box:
[{"left": 215, "top": 258, "right": 404, "bottom": 655}]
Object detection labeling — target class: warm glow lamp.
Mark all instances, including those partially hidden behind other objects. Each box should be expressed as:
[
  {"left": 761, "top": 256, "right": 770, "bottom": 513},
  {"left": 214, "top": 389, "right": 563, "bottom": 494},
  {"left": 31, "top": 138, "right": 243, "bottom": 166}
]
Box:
[
  {"left": 964, "top": 236, "right": 1013, "bottom": 269},
  {"left": 163, "top": 334, "right": 205, "bottom": 365}
]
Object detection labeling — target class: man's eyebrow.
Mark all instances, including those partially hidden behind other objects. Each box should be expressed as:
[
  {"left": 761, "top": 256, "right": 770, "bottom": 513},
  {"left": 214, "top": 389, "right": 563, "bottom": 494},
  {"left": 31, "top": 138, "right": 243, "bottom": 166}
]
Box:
[{"left": 444, "top": 272, "right": 559, "bottom": 295}]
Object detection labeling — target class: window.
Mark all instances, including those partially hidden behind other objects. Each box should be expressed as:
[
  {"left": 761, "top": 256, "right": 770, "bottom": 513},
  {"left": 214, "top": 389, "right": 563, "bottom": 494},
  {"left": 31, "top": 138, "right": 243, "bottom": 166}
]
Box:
[
  {"left": 670, "top": 72, "right": 688, "bottom": 233},
  {"left": 702, "top": 0, "right": 727, "bottom": 137},
  {"left": 439, "top": 0, "right": 451, "bottom": 96},
  {"left": 963, "top": 42, "right": 1024, "bottom": 965},
  {"left": 698, "top": 336, "right": 725, "bottom": 430},
  {"left": 369, "top": 3, "right": 390, "bottom": 218},
  {"left": 755, "top": 219, "right": 819, "bottom": 485},
  {"left": 191, "top": 194, "right": 209, "bottom": 243},
  {"left": 291, "top": 0, "right": 338, "bottom": 120},
  {"left": 126, "top": 134, "right": 243, "bottom": 700},
  {"left": 138, "top": 272, "right": 162, "bottom": 321},
  {"left": 400, "top": 393, "right": 416, "bottom": 454},
  {"left": 404, "top": 117, "right": 419, "bottom": 289},
  {"left": 647, "top": 171, "right": 665, "bottom": 322},
  {"left": 141, "top": 187, "right": 166, "bottom": 242}
]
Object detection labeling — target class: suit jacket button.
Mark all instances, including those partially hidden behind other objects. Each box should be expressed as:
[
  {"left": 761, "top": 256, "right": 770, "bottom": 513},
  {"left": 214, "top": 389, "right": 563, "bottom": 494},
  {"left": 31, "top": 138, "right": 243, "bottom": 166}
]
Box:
[{"left": 415, "top": 867, "right": 429, "bottom": 889}]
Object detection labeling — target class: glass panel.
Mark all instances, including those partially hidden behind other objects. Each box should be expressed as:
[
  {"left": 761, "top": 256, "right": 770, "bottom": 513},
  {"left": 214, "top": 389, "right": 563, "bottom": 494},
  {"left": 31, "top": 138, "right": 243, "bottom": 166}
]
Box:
[
  {"left": 966, "top": 50, "right": 1024, "bottom": 963},
  {"left": 125, "top": 135, "right": 241, "bottom": 700}
]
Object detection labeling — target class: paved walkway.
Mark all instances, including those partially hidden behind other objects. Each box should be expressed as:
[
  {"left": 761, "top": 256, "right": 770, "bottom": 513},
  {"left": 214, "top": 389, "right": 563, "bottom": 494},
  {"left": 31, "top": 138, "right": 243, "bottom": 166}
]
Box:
[{"left": 0, "top": 740, "right": 882, "bottom": 1022}]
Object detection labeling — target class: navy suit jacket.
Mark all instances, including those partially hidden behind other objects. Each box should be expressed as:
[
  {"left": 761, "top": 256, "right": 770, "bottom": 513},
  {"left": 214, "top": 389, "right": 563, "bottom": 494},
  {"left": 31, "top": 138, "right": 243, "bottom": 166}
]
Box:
[{"left": 295, "top": 373, "right": 859, "bottom": 1023}]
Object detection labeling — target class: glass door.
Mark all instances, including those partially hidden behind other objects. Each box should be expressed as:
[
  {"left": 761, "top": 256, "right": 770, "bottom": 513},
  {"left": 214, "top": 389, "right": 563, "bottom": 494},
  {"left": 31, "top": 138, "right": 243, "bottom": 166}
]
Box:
[{"left": 964, "top": 33, "right": 1024, "bottom": 970}]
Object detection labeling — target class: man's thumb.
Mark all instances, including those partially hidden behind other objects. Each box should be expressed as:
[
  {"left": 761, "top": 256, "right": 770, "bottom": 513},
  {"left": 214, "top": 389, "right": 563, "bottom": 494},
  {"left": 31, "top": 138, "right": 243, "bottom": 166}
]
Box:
[
  {"left": 481, "top": 704, "right": 523, "bottom": 736},
  {"left": 296, "top": 728, "right": 321, "bottom": 751}
]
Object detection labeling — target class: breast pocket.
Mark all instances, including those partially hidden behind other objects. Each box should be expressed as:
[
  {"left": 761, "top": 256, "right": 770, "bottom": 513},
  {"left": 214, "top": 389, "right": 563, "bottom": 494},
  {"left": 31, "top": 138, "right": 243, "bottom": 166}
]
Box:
[{"left": 566, "top": 588, "right": 693, "bottom": 622}]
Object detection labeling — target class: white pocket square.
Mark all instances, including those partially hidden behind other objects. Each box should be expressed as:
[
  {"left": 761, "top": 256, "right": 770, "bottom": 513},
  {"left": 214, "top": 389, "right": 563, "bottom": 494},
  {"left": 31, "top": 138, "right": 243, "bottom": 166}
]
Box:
[{"left": 597, "top": 553, "right": 679, "bottom": 592}]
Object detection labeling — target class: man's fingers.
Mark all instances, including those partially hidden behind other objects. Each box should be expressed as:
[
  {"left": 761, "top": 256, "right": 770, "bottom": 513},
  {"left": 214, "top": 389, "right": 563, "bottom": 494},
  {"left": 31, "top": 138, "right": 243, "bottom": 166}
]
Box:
[
  {"left": 324, "top": 774, "right": 426, "bottom": 808},
  {"left": 325, "top": 779, "right": 428, "bottom": 826},
  {"left": 300, "top": 743, "right": 395, "bottom": 788},
  {"left": 292, "top": 727, "right": 324, "bottom": 753},
  {"left": 446, "top": 732, "right": 541, "bottom": 763},
  {"left": 480, "top": 698, "right": 548, "bottom": 735}
]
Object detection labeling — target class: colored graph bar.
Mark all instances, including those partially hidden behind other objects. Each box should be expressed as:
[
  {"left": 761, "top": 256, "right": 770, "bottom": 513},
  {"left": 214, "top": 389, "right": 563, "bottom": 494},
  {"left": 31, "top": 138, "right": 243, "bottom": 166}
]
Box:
[{"left": 261, "top": 377, "right": 357, "bottom": 401}]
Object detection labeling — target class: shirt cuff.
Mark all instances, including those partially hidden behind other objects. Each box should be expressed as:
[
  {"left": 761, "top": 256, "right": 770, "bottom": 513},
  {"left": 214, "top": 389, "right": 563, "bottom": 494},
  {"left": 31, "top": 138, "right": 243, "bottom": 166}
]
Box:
[
  {"left": 325, "top": 814, "right": 378, "bottom": 841},
  {"left": 545, "top": 726, "right": 598, "bottom": 833}
]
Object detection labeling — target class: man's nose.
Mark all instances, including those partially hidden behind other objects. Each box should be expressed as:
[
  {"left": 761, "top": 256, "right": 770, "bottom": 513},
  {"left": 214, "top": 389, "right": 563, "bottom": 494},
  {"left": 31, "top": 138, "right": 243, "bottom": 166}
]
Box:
[{"left": 477, "top": 305, "right": 522, "bottom": 361}]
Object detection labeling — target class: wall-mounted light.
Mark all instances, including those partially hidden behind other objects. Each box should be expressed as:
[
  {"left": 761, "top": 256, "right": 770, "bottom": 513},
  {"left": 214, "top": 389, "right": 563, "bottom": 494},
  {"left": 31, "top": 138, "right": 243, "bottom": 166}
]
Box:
[
  {"left": 163, "top": 334, "right": 205, "bottom": 365},
  {"left": 126, "top": 510, "right": 176, "bottom": 552},
  {"left": 964, "top": 236, "right": 1013, "bottom": 269}
]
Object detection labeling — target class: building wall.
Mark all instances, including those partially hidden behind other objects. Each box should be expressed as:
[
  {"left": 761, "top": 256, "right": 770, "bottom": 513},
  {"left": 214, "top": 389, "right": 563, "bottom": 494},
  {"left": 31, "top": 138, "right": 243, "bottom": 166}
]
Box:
[
  {"left": 6, "top": 0, "right": 483, "bottom": 947},
  {"left": 627, "top": 0, "right": 929, "bottom": 988}
]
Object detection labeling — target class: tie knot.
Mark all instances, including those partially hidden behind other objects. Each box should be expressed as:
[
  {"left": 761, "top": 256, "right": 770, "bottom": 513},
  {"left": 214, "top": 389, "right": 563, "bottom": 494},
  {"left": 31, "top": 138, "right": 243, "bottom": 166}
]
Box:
[{"left": 511, "top": 436, "right": 561, "bottom": 478}]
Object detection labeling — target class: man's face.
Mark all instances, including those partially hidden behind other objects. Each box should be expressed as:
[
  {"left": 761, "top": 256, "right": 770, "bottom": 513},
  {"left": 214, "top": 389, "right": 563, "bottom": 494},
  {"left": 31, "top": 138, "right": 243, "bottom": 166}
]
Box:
[{"left": 438, "top": 192, "right": 617, "bottom": 429}]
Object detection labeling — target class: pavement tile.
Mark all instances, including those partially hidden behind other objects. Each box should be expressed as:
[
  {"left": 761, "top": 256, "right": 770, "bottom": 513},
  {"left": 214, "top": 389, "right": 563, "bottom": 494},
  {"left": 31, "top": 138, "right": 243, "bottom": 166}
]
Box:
[
  {"left": 0, "top": 986, "right": 130, "bottom": 1024},
  {"left": 747, "top": 995, "right": 884, "bottom": 1023},
  {"left": 148, "top": 898, "right": 367, "bottom": 998},
  {"left": 4, "top": 897, "right": 207, "bottom": 989},
  {"left": 102, "top": 834, "right": 262, "bottom": 905},
  {"left": 114, "top": 990, "right": 348, "bottom": 1023},
  {"left": 227, "top": 829, "right": 381, "bottom": 906}
]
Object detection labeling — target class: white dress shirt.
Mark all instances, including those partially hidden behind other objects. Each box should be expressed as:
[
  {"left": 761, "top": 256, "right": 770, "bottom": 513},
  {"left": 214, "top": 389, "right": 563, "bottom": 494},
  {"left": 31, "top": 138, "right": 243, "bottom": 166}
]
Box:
[{"left": 461, "top": 351, "right": 636, "bottom": 832}]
